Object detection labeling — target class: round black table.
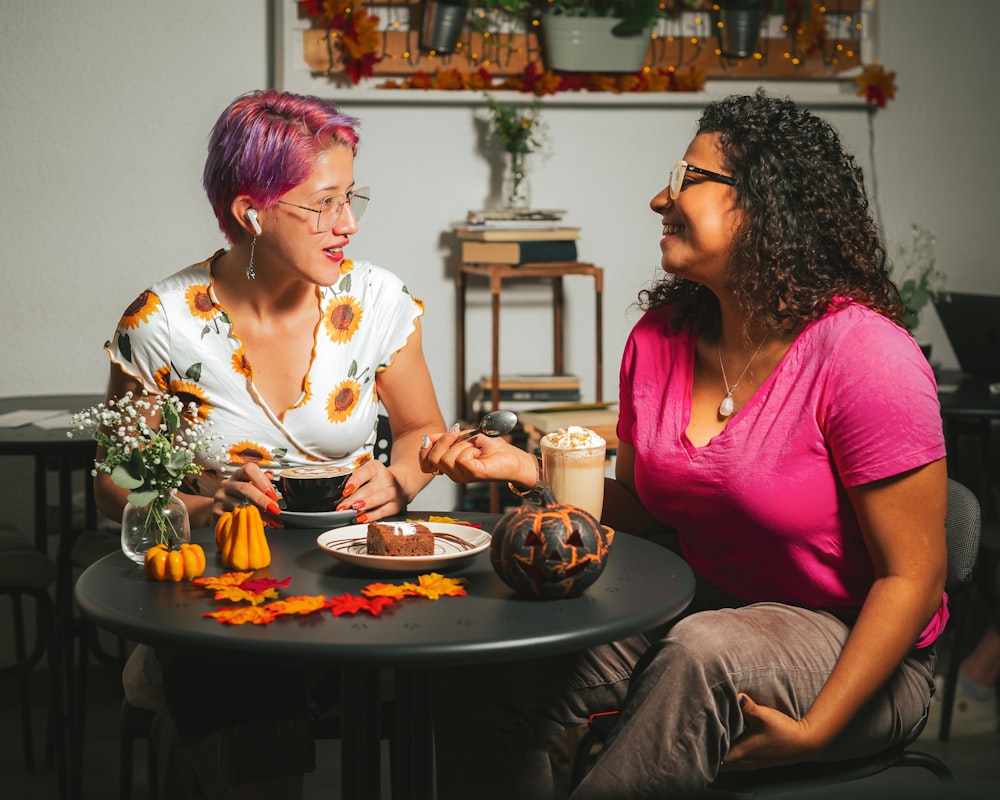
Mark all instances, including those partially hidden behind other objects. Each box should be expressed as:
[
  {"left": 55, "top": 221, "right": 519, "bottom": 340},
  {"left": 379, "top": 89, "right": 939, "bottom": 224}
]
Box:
[{"left": 75, "top": 514, "right": 695, "bottom": 799}]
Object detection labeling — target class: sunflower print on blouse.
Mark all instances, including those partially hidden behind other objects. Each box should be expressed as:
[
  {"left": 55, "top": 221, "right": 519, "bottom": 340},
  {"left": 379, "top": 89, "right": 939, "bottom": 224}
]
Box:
[
  {"left": 169, "top": 380, "right": 212, "bottom": 423},
  {"left": 324, "top": 295, "right": 363, "bottom": 344},
  {"left": 327, "top": 379, "right": 361, "bottom": 423},
  {"left": 229, "top": 440, "right": 273, "bottom": 466},
  {"left": 185, "top": 284, "right": 216, "bottom": 320},
  {"left": 119, "top": 290, "right": 160, "bottom": 330},
  {"left": 231, "top": 346, "right": 252, "bottom": 379}
]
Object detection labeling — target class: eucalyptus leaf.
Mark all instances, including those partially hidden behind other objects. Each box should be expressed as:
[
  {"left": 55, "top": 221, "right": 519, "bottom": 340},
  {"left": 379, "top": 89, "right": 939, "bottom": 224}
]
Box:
[
  {"left": 162, "top": 401, "right": 180, "bottom": 431},
  {"left": 186, "top": 363, "right": 202, "bottom": 381},
  {"left": 167, "top": 450, "right": 193, "bottom": 474},
  {"left": 127, "top": 489, "right": 160, "bottom": 507},
  {"left": 111, "top": 462, "right": 145, "bottom": 490}
]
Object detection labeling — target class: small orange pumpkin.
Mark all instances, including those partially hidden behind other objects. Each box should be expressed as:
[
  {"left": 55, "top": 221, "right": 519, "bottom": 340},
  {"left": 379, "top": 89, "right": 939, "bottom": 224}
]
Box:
[
  {"left": 215, "top": 501, "right": 270, "bottom": 570},
  {"left": 144, "top": 542, "right": 207, "bottom": 581}
]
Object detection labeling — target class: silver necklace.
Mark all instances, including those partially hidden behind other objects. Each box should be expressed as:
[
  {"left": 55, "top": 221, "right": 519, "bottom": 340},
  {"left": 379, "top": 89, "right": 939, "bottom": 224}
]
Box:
[{"left": 717, "top": 333, "right": 769, "bottom": 418}]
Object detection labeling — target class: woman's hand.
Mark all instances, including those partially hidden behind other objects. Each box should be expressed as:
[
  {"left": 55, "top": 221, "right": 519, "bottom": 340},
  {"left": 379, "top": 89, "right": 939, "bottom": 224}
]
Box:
[
  {"left": 335, "top": 458, "right": 407, "bottom": 523},
  {"left": 720, "top": 693, "right": 823, "bottom": 773},
  {"left": 419, "top": 427, "right": 538, "bottom": 489},
  {"left": 213, "top": 462, "right": 283, "bottom": 527}
]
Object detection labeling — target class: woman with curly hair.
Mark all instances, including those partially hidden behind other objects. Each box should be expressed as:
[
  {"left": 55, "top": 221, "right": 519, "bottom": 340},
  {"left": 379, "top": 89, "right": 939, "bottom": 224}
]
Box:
[{"left": 422, "top": 90, "right": 947, "bottom": 798}]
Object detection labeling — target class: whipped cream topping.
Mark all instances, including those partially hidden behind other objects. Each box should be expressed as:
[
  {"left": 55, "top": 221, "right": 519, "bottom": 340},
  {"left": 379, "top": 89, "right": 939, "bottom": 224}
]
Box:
[
  {"left": 541, "top": 426, "right": 605, "bottom": 449},
  {"left": 381, "top": 521, "right": 418, "bottom": 536}
]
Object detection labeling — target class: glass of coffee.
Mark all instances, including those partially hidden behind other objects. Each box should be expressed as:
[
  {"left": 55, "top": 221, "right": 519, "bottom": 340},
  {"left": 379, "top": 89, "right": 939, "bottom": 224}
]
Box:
[
  {"left": 540, "top": 426, "right": 607, "bottom": 521},
  {"left": 278, "top": 465, "right": 352, "bottom": 512}
]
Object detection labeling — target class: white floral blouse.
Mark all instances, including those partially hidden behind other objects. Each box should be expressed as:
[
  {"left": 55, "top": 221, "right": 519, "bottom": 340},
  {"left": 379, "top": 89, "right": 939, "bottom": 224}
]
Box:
[{"left": 104, "top": 250, "right": 423, "bottom": 493}]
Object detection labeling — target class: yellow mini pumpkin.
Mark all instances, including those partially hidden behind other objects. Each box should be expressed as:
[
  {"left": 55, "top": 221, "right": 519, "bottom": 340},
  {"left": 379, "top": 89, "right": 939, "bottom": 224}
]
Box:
[
  {"left": 144, "top": 542, "right": 207, "bottom": 582},
  {"left": 215, "top": 501, "right": 270, "bottom": 570}
]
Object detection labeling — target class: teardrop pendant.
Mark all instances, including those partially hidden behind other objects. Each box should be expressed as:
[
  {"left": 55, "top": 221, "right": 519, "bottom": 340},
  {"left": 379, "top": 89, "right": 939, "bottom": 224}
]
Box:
[{"left": 719, "top": 394, "right": 735, "bottom": 418}]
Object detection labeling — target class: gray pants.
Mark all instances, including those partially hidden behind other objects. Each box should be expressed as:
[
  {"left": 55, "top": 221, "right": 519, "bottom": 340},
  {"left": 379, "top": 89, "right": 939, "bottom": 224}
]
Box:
[{"left": 432, "top": 597, "right": 936, "bottom": 799}]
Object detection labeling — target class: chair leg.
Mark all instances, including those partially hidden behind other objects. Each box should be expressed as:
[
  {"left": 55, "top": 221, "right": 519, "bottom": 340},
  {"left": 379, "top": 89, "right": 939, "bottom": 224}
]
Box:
[
  {"left": 939, "top": 586, "right": 972, "bottom": 741},
  {"left": 12, "top": 592, "right": 37, "bottom": 770},
  {"left": 898, "top": 750, "right": 955, "bottom": 780}
]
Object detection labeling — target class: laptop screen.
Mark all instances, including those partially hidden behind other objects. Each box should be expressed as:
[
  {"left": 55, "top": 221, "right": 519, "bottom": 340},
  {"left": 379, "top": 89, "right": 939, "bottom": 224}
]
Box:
[{"left": 933, "top": 292, "right": 1000, "bottom": 380}]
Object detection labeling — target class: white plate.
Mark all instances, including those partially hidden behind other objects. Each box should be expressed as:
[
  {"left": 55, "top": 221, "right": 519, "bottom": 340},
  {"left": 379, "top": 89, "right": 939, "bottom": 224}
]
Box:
[
  {"left": 277, "top": 502, "right": 357, "bottom": 529},
  {"left": 316, "top": 522, "right": 491, "bottom": 572}
]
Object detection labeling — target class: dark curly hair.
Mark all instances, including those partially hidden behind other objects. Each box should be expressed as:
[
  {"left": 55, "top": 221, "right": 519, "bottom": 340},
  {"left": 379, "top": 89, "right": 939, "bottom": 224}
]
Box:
[{"left": 641, "top": 90, "right": 905, "bottom": 334}]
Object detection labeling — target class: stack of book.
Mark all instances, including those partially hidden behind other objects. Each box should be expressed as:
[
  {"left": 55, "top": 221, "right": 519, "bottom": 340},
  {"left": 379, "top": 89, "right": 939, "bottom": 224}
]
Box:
[
  {"left": 456, "top": 209, "right": 580, "bottom": 265},
  {"left": 468, "top": 373, "right": 581, "bottom": 416}
]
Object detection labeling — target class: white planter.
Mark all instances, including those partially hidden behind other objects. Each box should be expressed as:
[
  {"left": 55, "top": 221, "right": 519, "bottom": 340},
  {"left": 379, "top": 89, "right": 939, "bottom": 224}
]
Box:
[{"left": 541, "top": 13, "right": 652, "bottom": 73}]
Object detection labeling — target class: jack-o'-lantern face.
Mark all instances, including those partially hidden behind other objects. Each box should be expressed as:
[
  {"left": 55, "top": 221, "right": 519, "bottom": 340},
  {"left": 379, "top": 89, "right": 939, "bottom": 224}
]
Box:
[{"left": 490, "top": 492, "right": 614, "bottom": 599}]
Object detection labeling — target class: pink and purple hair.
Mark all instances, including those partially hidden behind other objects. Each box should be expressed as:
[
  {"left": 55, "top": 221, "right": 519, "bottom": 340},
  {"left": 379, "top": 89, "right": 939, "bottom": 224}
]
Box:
[{"left": 203, "top": 89, "right": 360, "bottom": 244}]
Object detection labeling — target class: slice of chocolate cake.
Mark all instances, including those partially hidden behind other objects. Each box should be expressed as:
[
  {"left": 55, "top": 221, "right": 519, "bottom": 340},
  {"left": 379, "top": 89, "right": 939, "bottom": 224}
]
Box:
[{"left": 366, "top": 521, "right": 435, "bottom": 557}]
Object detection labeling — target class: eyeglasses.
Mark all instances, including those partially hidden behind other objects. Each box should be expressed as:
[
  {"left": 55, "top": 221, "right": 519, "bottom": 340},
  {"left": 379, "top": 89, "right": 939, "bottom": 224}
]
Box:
[
  {"left": 667, "top": 160, "right": 735, "bottom": 200},
  {"left": 277, "top": 186, "right": 371, "bottom": 231}
]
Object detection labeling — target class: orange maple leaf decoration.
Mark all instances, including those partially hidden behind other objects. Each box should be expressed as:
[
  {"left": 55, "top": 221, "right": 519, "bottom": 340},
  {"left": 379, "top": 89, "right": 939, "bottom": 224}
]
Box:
[
  {"left": 363, "top": 572, "right": 467, "bottom": 601},
  {"left": 204, "top": 605, "right": 278, "bottom": 626},
  {"left": 855, "top": 63, "right": 897, "bottom": 108},
  {"left": 265, "top": 595, "right": 334, "bottom": 617}
]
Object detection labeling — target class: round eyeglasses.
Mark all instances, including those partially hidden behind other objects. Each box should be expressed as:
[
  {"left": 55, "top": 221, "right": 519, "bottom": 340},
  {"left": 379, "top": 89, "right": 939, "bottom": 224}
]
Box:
[
  {"left": 277, "top": 186, "right": 371, "bottom": 231},
  {"left": 667, "top": 161, "right": 735, "bottom": 200}
]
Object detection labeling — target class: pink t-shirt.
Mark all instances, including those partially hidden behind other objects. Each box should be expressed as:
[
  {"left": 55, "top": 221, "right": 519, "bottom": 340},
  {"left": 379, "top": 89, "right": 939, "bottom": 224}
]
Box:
[{"left": 618, "top": 302, "right": 948, "bottom": 647}]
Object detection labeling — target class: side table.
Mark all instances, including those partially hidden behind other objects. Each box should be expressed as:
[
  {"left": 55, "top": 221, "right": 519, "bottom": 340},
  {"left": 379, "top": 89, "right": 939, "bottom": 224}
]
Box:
[
  {"left": 455, "top": 261, "right": 604, "bottom": 511},
  {"left": 456, "top": 261, "right": 604, "bottom": 420}
]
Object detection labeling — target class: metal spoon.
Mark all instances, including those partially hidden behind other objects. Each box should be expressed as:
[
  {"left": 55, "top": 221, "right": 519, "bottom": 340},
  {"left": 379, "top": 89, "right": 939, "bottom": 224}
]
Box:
[{"left": 459, "top": 410, "right": 518, "bottom": 441}]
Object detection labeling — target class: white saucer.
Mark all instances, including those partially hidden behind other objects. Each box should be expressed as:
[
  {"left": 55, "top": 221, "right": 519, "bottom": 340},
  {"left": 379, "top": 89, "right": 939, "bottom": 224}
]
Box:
[
  {"left": 316, "top": 522, "right": 491, "bottom": 572},
  {"left": 277, "top": 502, "right": 357, "bottom": 529}
]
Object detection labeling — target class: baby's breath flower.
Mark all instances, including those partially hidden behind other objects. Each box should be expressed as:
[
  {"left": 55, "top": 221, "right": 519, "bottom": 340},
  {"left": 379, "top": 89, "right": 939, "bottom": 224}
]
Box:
[{"left": 69, "top": 391, "right": 222, "bottom": 509}]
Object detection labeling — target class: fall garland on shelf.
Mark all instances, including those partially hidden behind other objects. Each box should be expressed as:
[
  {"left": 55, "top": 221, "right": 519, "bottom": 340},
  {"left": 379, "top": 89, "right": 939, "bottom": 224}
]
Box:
[{"left": 297, "top": 0, "right": 895, "bottom": 103}]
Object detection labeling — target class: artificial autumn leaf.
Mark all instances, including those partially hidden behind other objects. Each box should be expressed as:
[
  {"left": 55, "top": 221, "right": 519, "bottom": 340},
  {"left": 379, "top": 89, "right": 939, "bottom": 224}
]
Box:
[
  {"left": 328, "top": 592, "right": 397, "bottom": 617},
  {"left": 266, "top": 595, "right": 332, "bottom": 617},
  {"left": 204, "top": 605, "right": 278, "bottom": 626},
  {"left": 411, "top": 573, "right": 467, "bottom": 600},
  {"left": 856, "top": 63, "right": 897, "bottom": 108},
  {"left": 213, "top": 584, "right": 281, "bottom": 606},
  {"left": 362, "top": 581, "right": 415, "bottom": 600},
  {"left": 241, "top": 576, "right": 292, "bottom": 595},
  {"left": 412, "top": 516, "right": 480, "bottom": 528},
  {"left": 672, "top": 67, "right": 707, "bottom": 93},
  {"left": 192, "top": 571, "right": 254, "bottom": 591}
]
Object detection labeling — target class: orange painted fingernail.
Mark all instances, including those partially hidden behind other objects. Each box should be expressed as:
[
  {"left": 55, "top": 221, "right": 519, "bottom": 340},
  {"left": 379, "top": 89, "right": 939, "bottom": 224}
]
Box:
[
  {"left": 342, "top": 483, "right": 356, "bottom": 497},
  {"left": 265, "top": 486, "right": 278, "bottom": 501},
  {"left": 267, "top": 501, "right": 282, "bottom": 516},
  {"left": 356, "top": 513, "right": 369, "bottom": 523}
]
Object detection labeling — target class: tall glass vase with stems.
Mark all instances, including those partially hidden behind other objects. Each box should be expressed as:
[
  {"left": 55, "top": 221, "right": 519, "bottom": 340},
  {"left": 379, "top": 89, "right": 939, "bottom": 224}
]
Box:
[
  {"left": 121, "top": 490, "right": 191, "bottom": 565},
  {"left": 502, "top": 150, "right": 531, "bottom": 210}
]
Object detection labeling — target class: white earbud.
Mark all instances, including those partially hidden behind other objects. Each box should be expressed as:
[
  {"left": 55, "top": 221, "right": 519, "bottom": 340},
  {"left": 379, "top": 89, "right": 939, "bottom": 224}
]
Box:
[{"left": 246, "top": 209, "right": 262, "bottom": 235}]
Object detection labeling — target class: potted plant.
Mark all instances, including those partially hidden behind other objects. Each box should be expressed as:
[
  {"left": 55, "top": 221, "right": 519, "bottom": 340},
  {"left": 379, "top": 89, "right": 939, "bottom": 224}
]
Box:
[
  {"left": 540, "top": 0, "right": 662, "bottom": 71},
  {"left": 892, "top": 224, "right": 948, "bottom": 350},
  {"left": 420, "top": 0, "right": 470, "bottom": 54},
  {"left": 715, "top": 0, "right": 771, "bottom": 59}
]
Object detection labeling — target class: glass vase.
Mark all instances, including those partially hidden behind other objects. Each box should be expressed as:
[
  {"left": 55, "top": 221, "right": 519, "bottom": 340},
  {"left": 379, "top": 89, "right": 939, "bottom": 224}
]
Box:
[
  {"left": 121, "top": 491, "right": 191, "bottom": 566},
  {"left": 502, "top": 151, "right": 531, "bottom": 210}
]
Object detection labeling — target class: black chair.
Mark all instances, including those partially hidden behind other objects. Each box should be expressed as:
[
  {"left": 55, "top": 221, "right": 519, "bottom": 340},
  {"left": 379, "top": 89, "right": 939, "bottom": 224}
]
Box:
[
  {"left": 0, "top": 525, "right": 69, "bottom": 799},
  {"left": 570, "top": 478, "right": 981, "bottom": 794}
]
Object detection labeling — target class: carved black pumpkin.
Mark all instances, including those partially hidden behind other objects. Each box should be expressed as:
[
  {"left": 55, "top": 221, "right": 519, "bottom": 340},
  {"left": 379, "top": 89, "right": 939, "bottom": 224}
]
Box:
[{"left": 490, "top": 489, "right": 614, "bottom": 599}]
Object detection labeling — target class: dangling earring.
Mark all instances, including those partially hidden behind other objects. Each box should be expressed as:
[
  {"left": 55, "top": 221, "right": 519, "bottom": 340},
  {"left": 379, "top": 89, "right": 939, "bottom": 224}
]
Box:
[{"left": 245, "top": 236, "right": 256, "bottom": 280}]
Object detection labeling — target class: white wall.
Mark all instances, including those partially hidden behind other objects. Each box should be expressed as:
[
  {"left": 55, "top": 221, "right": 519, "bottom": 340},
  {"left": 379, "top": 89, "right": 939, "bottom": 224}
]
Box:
[{"left": 3, "top": 0, "right": 999, "bottom": 512}]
